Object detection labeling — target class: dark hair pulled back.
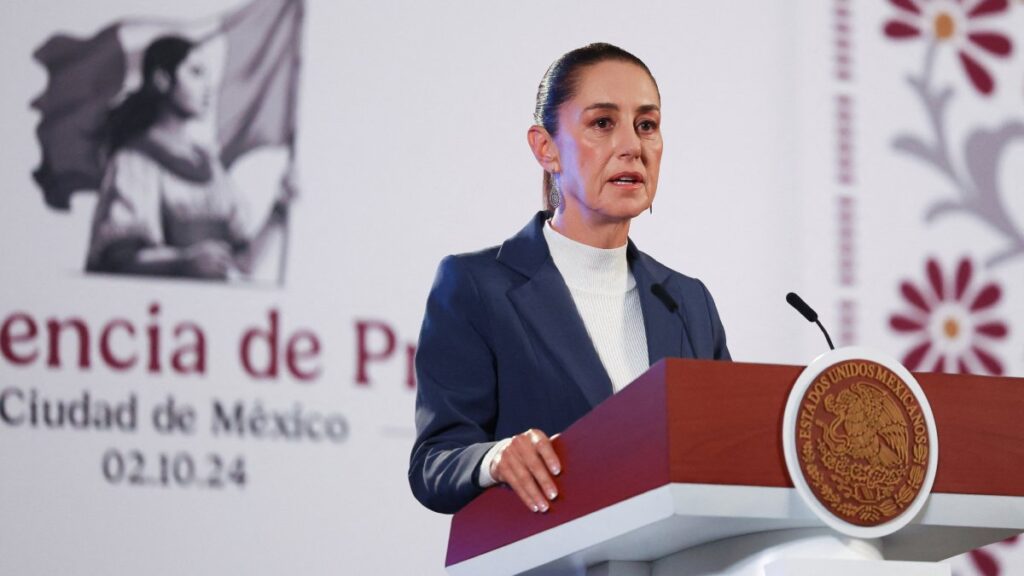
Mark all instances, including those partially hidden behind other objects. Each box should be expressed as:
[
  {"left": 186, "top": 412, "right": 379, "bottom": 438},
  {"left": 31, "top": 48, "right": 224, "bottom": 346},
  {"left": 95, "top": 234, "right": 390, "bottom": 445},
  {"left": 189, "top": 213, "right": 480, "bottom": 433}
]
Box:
[
  {"left": 534, "top": 43, "right": 658, "bottom": 211},
  {"left": 104, "top": 35, "right": 195, "bottom": 154}
]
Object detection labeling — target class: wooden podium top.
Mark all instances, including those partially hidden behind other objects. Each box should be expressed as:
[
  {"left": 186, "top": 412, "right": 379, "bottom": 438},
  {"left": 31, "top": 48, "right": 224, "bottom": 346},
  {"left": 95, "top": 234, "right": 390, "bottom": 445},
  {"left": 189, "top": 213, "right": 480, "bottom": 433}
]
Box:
[{"left": 447, "top": 359, "right": 1024, "bottom": 567}]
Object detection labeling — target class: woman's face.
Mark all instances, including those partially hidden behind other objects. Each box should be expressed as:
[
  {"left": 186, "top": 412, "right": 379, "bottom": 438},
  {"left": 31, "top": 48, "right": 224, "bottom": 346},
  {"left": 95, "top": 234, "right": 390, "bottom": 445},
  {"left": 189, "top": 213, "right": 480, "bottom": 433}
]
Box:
[
  {"left": 553, "top": 60, "right": 662, "bottom": 224},
  {"left": 169, "top": 51, "right": 211, "bottom": 119}
]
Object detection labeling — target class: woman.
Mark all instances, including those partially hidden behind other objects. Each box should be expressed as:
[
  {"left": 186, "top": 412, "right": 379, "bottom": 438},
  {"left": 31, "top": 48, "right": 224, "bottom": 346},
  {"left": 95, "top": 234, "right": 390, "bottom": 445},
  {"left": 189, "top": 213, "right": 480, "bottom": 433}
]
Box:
[
  {"left": 86, "top": 35, "right": 292, "bottom": 280},
  {"left": 409, "top": 43, "right": 730, "bottom": 515}
]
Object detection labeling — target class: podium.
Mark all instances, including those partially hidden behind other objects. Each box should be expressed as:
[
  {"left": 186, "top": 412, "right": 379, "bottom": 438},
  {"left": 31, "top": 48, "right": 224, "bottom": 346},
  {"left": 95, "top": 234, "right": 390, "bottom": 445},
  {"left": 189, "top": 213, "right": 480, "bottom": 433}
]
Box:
[{"left": 445, "top": 359, "right": 1024, "bottom": 575}]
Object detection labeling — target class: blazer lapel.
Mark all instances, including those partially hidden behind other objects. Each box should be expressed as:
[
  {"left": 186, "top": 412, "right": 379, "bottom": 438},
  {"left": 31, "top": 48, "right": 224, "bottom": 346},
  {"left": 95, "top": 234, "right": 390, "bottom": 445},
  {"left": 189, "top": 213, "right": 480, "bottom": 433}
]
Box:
[
  {"left": 629, "top": 245, "right": 691, "bottom": 362},
  {"left": 508, "top": 264, "right": 613, "bottom": 408},
  {"left": 499, "top": 213, "right": 613, "bottom": 408}
]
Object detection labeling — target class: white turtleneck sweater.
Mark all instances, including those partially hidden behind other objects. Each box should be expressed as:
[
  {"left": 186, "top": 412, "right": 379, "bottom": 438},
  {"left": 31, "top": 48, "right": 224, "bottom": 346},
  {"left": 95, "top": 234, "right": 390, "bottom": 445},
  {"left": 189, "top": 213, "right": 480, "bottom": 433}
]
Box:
[
  {"left": 478, "top": 221, "right": 649, "bottom": 487},
  {"left": 541, "top": 222, "right": 650, "bottom": 391}
]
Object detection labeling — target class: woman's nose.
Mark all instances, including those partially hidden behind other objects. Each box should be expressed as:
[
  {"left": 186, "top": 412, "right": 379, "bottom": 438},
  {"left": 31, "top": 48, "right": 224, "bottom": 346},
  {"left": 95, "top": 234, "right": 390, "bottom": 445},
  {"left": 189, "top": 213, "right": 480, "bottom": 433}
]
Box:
[{"left": 616, "top": 125, "right": 642, "bottom": 159}]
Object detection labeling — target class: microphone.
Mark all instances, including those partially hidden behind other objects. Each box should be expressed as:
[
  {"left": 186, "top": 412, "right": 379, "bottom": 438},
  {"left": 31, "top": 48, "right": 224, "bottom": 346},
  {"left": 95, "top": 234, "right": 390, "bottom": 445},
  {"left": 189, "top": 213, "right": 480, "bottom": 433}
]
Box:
[
  {"left": 786, "top": 292, "right": 835, "bottom": 350},
  {"left": 651, "top": 284, "right": 698, "bottom": 357}
]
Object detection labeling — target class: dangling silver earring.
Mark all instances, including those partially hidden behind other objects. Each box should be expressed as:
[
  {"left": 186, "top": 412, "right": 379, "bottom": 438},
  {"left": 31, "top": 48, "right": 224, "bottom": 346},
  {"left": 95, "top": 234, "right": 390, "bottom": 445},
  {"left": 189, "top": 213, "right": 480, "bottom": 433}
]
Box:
[
  {"left": 649, "top": 202, "right": 653, "bottom": 215},
  {"left": 548, "top": 174, "right": 562, "bottom": 210}
]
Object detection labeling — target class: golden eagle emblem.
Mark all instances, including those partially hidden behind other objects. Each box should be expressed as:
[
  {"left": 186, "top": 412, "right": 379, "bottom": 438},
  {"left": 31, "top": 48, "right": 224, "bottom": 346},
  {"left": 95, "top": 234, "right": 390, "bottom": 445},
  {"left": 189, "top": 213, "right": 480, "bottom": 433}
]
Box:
[
  {"left": 795, "top": 360, "right": 930, "bottom": 527},
  {"left": 824, "top": 381, "right": 908, "bottom": 468}
]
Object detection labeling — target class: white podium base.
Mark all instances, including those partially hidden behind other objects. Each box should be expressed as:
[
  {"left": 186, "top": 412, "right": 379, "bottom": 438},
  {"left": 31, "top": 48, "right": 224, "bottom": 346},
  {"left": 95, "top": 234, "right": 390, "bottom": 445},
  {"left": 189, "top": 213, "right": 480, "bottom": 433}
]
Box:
[
  {"left": 765, "top": 558, "right": 949, "bottom": 576},
  {"left": 454, "top": 484, "right": 1023, "bottom": 575},
  {"left": 587, "top": 528, "right": 949, "bottom": 576}
]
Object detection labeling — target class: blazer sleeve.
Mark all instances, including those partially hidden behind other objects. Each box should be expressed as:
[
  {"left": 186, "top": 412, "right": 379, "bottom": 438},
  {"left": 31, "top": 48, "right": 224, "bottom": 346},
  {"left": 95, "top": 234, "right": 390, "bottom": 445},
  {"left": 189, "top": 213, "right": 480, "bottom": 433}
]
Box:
[
  {"left": 409, "top": 255, "right": 500, "bottom": 513},
  {"left": 698, "top": 279, "right": 731, "bottom": 361}
]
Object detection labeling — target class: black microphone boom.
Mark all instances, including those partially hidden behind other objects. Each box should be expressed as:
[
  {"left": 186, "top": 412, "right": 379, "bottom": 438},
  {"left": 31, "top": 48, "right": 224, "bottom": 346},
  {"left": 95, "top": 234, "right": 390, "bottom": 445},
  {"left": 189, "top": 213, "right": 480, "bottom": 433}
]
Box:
[
  {"left": 785, "top": 292, "right": 835, "bottom": 351},
  {"left": 785, "top": 292, "right": 817, "bottom": 322},
  {"left": 651, "top": 284, "right": 698, "bottom": 357},
  {"left": 651, "top": 283, "right": 678, "bottom": 312}
]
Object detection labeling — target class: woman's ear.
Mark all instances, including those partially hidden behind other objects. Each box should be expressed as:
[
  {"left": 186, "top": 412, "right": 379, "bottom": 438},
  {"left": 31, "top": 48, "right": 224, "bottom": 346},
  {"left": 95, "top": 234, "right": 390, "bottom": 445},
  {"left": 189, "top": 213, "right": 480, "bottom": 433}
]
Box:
[
  {"left": 527, "top": 125, "right": 560, "bottom": 174},
  {"left": 152, "top": 70, "right": 172, "bottom": 94}
]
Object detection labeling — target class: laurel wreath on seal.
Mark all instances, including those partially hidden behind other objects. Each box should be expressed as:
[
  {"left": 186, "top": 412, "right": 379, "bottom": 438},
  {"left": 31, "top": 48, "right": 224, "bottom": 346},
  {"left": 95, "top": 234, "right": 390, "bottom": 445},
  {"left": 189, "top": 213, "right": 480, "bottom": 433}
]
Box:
[{"left": 801, "top": 438, "right": 929, "bottom": 523}]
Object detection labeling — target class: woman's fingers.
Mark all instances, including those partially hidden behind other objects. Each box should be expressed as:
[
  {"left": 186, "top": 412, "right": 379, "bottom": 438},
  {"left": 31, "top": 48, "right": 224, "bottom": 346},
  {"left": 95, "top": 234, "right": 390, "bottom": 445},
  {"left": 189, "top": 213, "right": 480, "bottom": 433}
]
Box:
[
  {"left": 279, "top": 165, "right": 300, "bottom": 203},
  {"left": 181, "top": 240, "right": 234, "bottom": 278},
  {"left": 200, "top": 242, "right": 232, "bottom": 272},
  {"left": 520, "top": 433, "right": 559, "bottom": 501},
  {"left": 509, "top": 454, "right": 549, "bottom": 512},
  {"left": 492, "top": 429, "right": 562, "bottom": 513},
  {"left": 530, "top": 430, "right": 562, "bottom": 477}
]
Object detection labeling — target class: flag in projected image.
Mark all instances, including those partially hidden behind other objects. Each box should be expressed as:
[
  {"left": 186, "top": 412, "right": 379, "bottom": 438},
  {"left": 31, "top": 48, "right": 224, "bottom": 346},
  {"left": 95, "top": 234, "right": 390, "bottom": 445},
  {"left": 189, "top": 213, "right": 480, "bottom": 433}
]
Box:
[{"left": 31, "top": 0, "right": 303, "bottom": 211}]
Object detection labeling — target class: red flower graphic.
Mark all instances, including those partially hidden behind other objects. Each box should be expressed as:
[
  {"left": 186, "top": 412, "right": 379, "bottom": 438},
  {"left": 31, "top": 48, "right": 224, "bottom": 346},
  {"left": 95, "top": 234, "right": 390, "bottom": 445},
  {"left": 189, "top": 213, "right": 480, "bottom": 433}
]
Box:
[
  {"left": 883, "top": 0, "right": 1014, "bottom": 94},
  {"left": 967, "top": 535, "right": 1020, "bottom": 576},
  {"left": 889, "top": 257, "right": 1008, "bottom": 375}
]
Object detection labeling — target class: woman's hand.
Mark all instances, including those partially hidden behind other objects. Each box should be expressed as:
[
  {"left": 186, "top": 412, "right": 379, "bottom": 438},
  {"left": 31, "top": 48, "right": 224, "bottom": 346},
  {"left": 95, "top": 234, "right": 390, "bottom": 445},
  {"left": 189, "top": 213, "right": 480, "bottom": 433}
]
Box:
[
  {"left": 270, "top": 162, "right": 300, "bottom": 222},
  {"left": 181, "top": 240, "right": 233, "bottom": 279},
  {"left": 490, "top": 429, "right": 562, "bottom": 513}
]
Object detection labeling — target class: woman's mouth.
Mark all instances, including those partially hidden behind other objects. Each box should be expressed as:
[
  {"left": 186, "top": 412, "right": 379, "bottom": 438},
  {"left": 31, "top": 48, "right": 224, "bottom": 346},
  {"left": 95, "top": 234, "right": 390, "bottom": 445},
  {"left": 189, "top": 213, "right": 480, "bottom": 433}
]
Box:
[{"left": 608, "top": 172, "right": 645, "bottom": 188}]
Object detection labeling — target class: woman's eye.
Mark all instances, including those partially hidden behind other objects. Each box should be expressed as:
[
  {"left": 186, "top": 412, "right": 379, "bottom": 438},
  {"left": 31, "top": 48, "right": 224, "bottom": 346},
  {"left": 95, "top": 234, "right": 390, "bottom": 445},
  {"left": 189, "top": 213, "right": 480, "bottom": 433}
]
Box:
[
  {"left": 637, "top": 120, "right": 658, "bottom": 133},
  {"left": 594, "top": 118, "right": 612, "bottom": 129}
]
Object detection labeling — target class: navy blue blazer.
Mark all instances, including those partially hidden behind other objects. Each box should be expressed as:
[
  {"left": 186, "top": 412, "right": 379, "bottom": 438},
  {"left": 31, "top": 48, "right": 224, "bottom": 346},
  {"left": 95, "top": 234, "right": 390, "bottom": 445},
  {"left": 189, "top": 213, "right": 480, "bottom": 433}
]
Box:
[{"left": 408, "top": 212, "right": 730, "bottom": 513}]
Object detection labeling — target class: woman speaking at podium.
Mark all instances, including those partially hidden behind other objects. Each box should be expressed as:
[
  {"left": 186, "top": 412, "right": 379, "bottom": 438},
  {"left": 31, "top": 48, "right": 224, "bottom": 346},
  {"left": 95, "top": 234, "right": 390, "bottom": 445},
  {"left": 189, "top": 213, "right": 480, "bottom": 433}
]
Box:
[{"left": 409, "top": 43, "right": 731, "bottom": 515}]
